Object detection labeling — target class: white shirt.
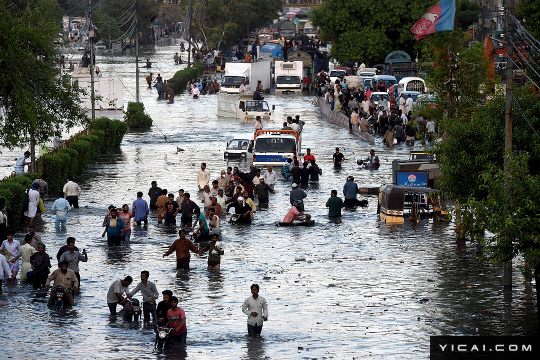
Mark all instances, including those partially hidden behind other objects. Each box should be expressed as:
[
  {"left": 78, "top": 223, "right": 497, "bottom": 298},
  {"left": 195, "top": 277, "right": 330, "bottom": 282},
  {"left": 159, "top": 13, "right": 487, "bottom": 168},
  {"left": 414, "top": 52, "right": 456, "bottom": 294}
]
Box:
[
  {"left": 63, "top": 181, "right": 81, "bottom": 197},
  {"left": 401, "top": 113, "right": 408, "bottom": 124},
  {"left": 0, "top": 254, "right": 11, "bottom": 280},
  {"left": 399, "top": 96, "right": 406, "bottom": 111},
  {"left": 14, "top": 155, "right": 27, "bottom": 174},
  {"left": 263, "top": 170, "right": 278, "bottom": 186},
  {"left": 216, "top": 195, "right": 227, "bottom": 209},
  {"left": 361, "top": 100, "right": 370, "bottom": 113},
  {"left": 192, "top": 86, "right": 200, "bottom": 96},
  {"left": 290, "top": 123, "right": 301, "bottom": 134},
  {"left": 0, "top": 240, "right": 21, "bottom": 261},
  {"left": 252, "top": 176, "right": 260, "bottom": 185},
  {"left": 242, "top": 295, "right": 268, "bottom": 326},
  {"left": 211, "top": 214, "right": 220, "bottom": 227},
  {"left": 197, "top": 169, "right": 210, "bottom": 189},
  {"left": 107, "top": 279, "right": 130, "bottom": 304},
  {"left": 240, "top": 84, "right": 250, "bottom": 93},
  {"left": 202, "top": 192, "right": 212, "bottom": 208},
  {"left": 405, "top": 97, "right": 414, "bottom": 114}
]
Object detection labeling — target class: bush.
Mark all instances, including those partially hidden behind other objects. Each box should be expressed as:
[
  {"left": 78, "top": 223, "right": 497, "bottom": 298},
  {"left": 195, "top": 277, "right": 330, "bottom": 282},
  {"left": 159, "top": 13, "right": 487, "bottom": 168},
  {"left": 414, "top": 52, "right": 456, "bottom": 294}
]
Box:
[
  {"left": 77, "top": 134, "right": 101, "bottom": 160},
  {"left": 70, "top": 140, "right": 92, "bottom": 172},
  {"left": 124, "top": 102, "right": 153, "bottom": 128},
  {"left": 89, "top": 117, "right": 128, "bottom": 150},
  {"left": 168, "top": 64, "right": 204, "bottom": 93},
  {"left": 0, "top": 172, "right": 40, "bottom": 228},
  {"left": 42, "top": 152, "right": 71, "bottom": 194},
  {"left": 60, "top": 147, "right": 79, "bottom": 176}
]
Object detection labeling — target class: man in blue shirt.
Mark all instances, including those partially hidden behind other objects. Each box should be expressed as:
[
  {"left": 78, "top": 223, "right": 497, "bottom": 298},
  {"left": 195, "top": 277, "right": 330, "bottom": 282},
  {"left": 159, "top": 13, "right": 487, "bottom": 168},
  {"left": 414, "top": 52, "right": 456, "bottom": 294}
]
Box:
[
  {"left": 14, "top": 151, "right": 31, "bottom": 175},
  {"left": 102, "top": 208, "right": 125, "bottom": 246},
  {"left": 51, "top": 191, "right": 70, "bottom": 231},
  {"left": 343, "top": 176, "right": 368, "bottom": 207},
  {"left": 132, "top": 192, "right": 149, "bottom": 227}
]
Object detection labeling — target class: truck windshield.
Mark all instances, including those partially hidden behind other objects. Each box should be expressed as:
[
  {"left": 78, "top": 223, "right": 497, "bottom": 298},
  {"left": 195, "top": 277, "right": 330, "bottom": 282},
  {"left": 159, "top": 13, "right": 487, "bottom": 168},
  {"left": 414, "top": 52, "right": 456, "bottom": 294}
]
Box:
[
  {"left": 255, "top": 137, "right": 296, "bottom": 153},
  {"left": 222, "top": 76, "right": 245, "bottom": 86},
  {"left": 276, "top": 76, "right": 301, "bottom": 84},
  {"left": 245, "top": 101, "right": 269, "bottom": 112}
]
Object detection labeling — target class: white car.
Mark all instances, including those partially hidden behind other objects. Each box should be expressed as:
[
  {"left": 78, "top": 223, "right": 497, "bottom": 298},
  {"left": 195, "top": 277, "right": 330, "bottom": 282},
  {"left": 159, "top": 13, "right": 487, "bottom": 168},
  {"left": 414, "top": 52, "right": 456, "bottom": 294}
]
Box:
[{"left": 224, "top": 133, "right": 254, "bottom": 159}]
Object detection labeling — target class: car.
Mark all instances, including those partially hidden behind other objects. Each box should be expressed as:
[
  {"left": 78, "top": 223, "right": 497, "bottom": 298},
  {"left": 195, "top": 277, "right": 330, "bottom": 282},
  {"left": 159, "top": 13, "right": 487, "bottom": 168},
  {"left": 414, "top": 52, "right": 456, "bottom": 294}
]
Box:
[
  {"left": 417, "top": 93, "right": 439, "bottom": 108},
  {"left": 224, "top": 133, "right": 254, "bottom": 159},
  {"left": 329, "top": 69, "right": 347, "bottom": 85},
  {"left": 401, "top": 91, "right": 421, "bottom": 106},
  {"left": 370, "top": 91, "right": 390, "bottom": 108},
  {"left": 371, "top": 75, "right": 397, "bottom": 92}
]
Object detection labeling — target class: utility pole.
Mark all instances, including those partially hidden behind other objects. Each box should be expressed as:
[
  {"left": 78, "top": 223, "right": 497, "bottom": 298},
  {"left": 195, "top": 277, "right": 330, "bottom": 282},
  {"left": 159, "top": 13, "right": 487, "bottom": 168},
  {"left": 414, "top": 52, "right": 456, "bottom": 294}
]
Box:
[
  {"left": 89, "top": 0, "right": 96, "bottom": 120},
  {"left": 136, "top": 18, "right": 140, "bottom": 102},
  {"left": 503, "top": 0, "right": 514, "bottom": 289}
]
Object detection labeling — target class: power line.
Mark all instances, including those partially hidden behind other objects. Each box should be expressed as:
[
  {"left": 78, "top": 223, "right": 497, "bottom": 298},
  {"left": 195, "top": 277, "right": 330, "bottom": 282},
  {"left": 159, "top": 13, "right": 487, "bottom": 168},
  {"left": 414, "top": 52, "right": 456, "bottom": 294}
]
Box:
[{"left": 512, "top": 98, "right": 540, "bottom": 142}]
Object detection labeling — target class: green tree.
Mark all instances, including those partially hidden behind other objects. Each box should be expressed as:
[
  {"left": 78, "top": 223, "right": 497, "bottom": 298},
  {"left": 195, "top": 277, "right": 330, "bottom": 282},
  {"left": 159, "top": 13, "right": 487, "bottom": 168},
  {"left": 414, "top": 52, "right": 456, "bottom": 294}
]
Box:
[
  {"left": 517, "top": 0, "right": 540, "bottom": 40},
  {"left": 312, "top": 0, "right": 435, "bottom": 64},
  {"left": 0, "top": 0, "right": 86, "bottom": 152},
  {"left": 188, "top": 0, "right": 281, "bottom": 51}
]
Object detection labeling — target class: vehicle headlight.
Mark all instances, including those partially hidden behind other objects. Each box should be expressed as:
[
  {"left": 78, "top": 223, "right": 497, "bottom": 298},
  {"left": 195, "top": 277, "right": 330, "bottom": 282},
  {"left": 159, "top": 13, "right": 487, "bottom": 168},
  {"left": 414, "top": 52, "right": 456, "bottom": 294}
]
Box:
[{"left": 159, "top": 331, "right": 167, "bottom": 339}]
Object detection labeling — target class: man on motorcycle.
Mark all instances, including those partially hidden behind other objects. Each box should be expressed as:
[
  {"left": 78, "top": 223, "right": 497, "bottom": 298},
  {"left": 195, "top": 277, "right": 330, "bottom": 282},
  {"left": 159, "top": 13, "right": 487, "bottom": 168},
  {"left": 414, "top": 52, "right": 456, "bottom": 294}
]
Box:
[
  {"left": 156, "top": 289, "right": 173, "bottom": 326},
  {"left": 45, "top": 260, "right": 78, "bottom": 307}
]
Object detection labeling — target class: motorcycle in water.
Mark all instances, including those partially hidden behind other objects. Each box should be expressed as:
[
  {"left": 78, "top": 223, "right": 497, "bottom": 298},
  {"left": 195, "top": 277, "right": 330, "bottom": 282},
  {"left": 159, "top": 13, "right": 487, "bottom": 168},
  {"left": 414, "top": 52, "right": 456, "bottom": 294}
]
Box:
[
  {"left": 123, "top": 298, "right": 142, "bottom": 322},
  {"left": 50, "top": 285, "right": 72, "bottom": 309},
  {"left": 154, "top": 324, "right": 173, "bottom": 350}
]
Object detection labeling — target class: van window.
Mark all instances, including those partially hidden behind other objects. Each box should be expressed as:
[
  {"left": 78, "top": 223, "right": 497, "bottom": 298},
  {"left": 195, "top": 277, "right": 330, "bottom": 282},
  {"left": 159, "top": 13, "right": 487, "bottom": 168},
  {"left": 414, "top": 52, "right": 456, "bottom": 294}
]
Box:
[{"left": 227, "top": 140, "right": 249, "bottom": 150}]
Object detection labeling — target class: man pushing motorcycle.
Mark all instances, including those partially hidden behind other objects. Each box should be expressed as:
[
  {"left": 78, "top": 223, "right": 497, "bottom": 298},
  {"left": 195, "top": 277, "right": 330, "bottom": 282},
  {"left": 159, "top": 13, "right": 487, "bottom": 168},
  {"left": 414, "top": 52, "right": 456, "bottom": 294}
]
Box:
[{"left": 45, "top": 260, "right": 78, "bottom": 307}]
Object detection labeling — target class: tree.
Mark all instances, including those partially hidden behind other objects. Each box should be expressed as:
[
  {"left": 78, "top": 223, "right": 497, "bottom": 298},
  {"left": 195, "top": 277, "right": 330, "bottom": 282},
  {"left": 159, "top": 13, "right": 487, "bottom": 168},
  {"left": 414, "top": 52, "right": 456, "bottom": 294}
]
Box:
[
  {"left": 517, "top": 0, "right": 540, "bottom": 40},
  {"left": 0, "top": 0, "right": 86, "bottom": 159},
  {"left": 187, "top": 0, "right": 281, "bottom": 52},
  {"left": 312, "top": 0, "right": 435, "bottom": 64}
]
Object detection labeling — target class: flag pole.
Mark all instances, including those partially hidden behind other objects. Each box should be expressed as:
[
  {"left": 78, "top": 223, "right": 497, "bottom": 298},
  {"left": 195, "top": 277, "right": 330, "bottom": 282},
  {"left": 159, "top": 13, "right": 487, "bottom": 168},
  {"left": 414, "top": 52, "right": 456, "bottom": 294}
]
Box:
[{"left": 446, "top": 0, "right": 457, "bottom": 118}]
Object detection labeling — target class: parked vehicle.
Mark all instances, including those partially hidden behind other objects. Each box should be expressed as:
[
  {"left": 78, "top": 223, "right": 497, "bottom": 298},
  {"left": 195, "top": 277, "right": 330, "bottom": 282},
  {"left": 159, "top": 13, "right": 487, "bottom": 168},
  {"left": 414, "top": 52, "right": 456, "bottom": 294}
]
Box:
[
  {"left": 221, "top": 61, "right": 272, "bottom": 94},
  {"left": 370, "top": 92, "right": 390, "bottom": 108},
  {"left": 401, "top": 91, "right": 421, "bottom": 106},
  {"left": 397, "top": 77, "right": 426, "bottom": 95},
  {"left": 378, "top": 185, "right": 438, "bottom": 224},
  {"left": 275, "top": 61, "right": 303, "bottom": 93},
  {"left": 253, "top": 130, "right": 301, "bottom": 167},
  {"left": 370, "top": 75, "right": 397, "bottom": 91},
  {"left": 329, "top": 69, "right": 347, "bottom": 84},
  {"left": 123, "top": 298, "right": 142, "bottom": 322},
  {"left": 224, "top": 133, "right": 254, "bottom": 159}
]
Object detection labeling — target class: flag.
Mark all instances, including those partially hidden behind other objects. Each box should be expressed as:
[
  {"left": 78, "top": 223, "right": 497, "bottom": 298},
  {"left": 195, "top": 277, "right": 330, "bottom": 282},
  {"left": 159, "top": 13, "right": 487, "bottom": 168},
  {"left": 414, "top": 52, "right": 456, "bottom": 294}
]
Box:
[{"left": 411, "top": 0, "right": 456, "bottom": 40}]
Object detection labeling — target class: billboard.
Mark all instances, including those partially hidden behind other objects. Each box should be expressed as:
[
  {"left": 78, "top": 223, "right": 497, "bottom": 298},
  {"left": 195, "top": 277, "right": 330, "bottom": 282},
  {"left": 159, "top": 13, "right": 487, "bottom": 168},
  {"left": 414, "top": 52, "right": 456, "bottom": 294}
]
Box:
[{"left": 396, "top": 172, "right": 428, "bottom": 187}]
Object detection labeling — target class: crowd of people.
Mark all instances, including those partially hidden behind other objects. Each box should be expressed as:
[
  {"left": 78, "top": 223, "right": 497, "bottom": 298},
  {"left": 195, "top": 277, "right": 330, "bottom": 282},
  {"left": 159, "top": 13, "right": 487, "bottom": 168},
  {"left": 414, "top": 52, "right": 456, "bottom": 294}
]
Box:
[{"left": 315, "top": 68, "right": 437, "bottom": 147}]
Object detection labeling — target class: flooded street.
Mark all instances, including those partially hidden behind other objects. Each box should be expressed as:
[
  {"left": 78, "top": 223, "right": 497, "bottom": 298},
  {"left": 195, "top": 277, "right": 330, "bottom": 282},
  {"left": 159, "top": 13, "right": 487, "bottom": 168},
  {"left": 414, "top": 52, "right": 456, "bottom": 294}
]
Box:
[{"left": 0, "top": 44, "right": 537, "bottom": 359}]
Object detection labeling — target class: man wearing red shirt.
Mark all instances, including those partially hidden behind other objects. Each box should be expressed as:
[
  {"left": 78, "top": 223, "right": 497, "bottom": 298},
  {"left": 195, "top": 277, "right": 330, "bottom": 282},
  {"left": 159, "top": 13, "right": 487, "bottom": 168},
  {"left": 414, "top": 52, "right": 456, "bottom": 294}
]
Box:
[
  {"left": 167, "top": 296, "right": 187, "bottom": 347},
  {"left": 303, "top": 148, "right": 315, "bottom": 163}
]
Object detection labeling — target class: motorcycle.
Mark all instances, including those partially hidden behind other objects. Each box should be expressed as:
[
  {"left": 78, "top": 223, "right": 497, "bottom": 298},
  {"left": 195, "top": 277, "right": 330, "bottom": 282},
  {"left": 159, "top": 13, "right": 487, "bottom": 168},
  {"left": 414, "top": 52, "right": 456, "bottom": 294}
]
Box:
[
  {"left": 123, "top": 298, "right": 142, "bottom": 322},
  {"left": 154, "top": 324, "right": 173, "bottom": 350},
  {"left": 50, "top": 285, "right": 71, "bottom": 309}
]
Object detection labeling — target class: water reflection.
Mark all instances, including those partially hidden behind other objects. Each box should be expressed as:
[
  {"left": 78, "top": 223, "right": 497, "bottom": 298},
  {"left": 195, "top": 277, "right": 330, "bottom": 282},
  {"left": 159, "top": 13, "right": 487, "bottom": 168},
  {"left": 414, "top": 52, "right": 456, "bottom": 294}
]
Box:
[{"left": 243, "top": 336, "right": 266, "bottom": 360}]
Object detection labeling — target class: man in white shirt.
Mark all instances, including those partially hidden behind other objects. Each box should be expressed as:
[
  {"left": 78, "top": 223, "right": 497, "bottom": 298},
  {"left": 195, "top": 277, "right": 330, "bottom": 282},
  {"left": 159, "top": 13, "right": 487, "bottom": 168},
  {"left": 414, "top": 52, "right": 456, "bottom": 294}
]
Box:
[
  {"left": 14, "top": 151, "right": 31, "bottom": 175},
  {"left": 215, "top": 189, "right": 227, "bottom": 209},
  {"left": 239, "top": 80, "right": 250, "bottom": 93},
  {"left": 241, "top": 283, "right": 268, "bottom": 337},
  {"left": 361, "top": 95, "right": 370, "bottom": 114},
  {"left": 399, "top": 93, "right": 406, "bottom": 114},
  {"left": 290, "top": 121, "right": 301, "bottom": 134},
  {"left": 63, "top": 176, "right": 81, "bottom": 208},
  {"left": 405, "top": 94, "right": 414, "bottom": 116},
  {"left": 263, "top": 166, "right": 278, "bottom": 189},
  {"left": 107, "top": 276, "right": 133, "bottom": 316},
  {"left": 197, "top": 162, "right": 210, "bottom": 191}
]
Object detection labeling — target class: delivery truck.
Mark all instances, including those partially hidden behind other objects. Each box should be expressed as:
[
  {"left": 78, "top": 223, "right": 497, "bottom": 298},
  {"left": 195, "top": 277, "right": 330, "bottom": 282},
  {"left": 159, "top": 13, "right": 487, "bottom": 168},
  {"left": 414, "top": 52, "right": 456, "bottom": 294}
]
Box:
[
  {"left": 274, "top": 60, "right": 303, "bottom": 93},
  {"left": 221, "top": 60, "right": 272, "bottom": 94}
]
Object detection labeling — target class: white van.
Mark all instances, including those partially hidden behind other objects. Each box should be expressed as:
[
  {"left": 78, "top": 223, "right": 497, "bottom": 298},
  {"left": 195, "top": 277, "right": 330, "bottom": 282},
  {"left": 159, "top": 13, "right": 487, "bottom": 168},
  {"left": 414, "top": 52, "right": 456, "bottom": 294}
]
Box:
[
  {"left": 224, "top": 133, "right": 254, "bottom": 159},
  {"left": 397, "top": 77, "right": 426, "bottom": 95}
]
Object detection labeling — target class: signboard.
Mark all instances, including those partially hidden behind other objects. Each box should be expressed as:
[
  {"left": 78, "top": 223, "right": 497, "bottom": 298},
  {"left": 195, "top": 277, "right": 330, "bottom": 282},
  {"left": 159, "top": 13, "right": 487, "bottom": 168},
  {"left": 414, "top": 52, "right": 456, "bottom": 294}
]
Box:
[{"left": 396, "top": 172, "right": 428, "bottom": 187}]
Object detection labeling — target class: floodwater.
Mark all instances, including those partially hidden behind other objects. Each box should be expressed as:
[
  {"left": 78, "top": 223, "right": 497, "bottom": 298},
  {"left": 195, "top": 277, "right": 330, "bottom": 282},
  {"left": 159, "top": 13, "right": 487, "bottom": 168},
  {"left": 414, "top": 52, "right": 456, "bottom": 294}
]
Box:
[{"left": 0, "top": 43, "right": 537, "bottom": 359}]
